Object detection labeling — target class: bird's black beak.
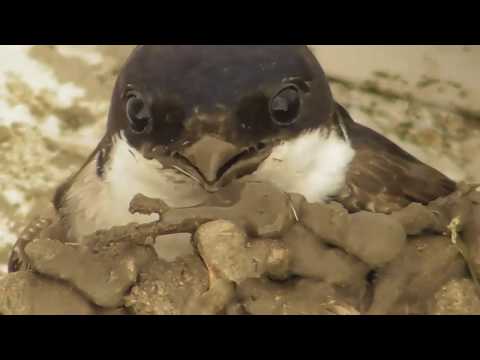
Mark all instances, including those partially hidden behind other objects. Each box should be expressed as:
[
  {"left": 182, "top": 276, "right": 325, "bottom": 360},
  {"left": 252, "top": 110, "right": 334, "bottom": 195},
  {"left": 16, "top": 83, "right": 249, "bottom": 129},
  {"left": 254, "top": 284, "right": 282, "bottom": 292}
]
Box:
[{"left": 172, "top": 135, "right": 271, "bottom": 192}]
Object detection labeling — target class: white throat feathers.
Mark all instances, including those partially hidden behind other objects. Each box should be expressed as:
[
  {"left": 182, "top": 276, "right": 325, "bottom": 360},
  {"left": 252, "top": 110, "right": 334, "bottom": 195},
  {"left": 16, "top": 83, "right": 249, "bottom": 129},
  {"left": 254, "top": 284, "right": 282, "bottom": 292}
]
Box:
[
  {"left": 245, "top": 128, "right": 355, "bottom": 202},
  {"left": 61, "top": 132, "right": 208, "bottom": 242},
  {"left": 61, "top": 129, "right": 355, "bottom": 245}
]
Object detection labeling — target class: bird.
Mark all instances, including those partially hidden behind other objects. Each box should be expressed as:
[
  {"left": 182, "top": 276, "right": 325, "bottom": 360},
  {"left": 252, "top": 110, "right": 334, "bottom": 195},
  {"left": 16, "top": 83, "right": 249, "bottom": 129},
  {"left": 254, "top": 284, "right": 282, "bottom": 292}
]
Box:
[{"left": 9, "top": 45, "right": 456, "bottom": 271}]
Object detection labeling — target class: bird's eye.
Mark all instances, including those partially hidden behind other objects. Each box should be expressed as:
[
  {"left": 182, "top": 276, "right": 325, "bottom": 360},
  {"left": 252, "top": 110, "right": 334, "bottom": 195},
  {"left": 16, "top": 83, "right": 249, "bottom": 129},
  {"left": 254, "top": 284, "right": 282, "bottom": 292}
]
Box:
[
  {"left": 269, "top": 85, "right": 302, "bottom": 126},
  {"left": 126, "top": 93, "right": 153, "bottom": 134}
]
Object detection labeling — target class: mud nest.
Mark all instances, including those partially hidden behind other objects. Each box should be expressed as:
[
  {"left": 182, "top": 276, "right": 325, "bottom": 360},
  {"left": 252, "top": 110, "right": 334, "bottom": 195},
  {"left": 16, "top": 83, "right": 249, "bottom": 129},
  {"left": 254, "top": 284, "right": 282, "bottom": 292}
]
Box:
[{"left": 1, "top": 181, "right": 480, "bottom": 315}]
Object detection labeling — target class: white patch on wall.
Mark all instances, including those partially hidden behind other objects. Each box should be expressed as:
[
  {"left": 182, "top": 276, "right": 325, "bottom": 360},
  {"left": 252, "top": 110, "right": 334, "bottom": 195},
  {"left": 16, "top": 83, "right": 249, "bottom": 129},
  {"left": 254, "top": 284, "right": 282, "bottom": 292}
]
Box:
[
  {"left": 55, "top": 84, "right": 85, "bottom": 108},
  {"left": 39, "top": 115, "right": 61, "bottom": 138},
  {"left": 0, "top": 45, "right": 86, "bottom": 126},
  {"left": 3, "top": 188, "right": 25, "bottom": 206},
  {"left": 2, "top": 188, "right": 31, "bottom": 217},
  {"left": 56, "top": 45, "right": 104, "bottom": 66},
  {"left": 0, "top": 224, "right": 17, "bottom": 246},
  {"left": 0, "top": 99, "right": 36, "bottom": 126}
]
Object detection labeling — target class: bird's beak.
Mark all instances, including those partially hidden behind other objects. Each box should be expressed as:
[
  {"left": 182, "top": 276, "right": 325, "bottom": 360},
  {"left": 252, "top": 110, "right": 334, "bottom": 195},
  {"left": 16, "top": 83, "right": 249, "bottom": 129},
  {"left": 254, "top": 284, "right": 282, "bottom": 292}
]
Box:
[{"left": 173, "top": 135, "right": 271, "bottom": 192}]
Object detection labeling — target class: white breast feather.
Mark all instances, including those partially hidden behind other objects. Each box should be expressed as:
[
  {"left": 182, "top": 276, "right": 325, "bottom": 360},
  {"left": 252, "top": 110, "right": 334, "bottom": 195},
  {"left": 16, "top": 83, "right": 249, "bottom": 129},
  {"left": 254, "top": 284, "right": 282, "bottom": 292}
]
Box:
[
  {"left": 64, "top": 130, "right": 354, "bottom": 245},
  {"left": 245, "top": 129, "right": 355, "bottom": 203},
  {"left": 64, "top": 133, "right": 207, "bottom": 242}
]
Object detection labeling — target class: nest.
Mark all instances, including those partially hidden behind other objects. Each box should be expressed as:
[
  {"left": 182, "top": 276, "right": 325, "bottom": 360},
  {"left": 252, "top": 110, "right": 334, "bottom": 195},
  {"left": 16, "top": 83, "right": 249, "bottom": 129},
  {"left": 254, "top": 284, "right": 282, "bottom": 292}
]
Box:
[{"left": 1, "top": 181, "right": 480, "bottom": 315}]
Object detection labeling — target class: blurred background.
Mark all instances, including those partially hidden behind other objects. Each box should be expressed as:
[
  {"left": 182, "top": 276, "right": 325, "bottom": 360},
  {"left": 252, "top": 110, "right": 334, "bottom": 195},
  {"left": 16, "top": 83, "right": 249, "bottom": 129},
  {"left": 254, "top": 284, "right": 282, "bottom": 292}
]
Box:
[{"left": 0, "top": 45, "right": 479, "bottom": 273}]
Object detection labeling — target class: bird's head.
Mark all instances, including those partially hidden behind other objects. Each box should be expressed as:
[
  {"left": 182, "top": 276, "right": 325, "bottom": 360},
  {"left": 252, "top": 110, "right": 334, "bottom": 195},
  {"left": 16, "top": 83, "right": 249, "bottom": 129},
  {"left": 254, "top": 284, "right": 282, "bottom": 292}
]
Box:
[{"left": 106, "top": 45, "right": 335, "bottom": 192}]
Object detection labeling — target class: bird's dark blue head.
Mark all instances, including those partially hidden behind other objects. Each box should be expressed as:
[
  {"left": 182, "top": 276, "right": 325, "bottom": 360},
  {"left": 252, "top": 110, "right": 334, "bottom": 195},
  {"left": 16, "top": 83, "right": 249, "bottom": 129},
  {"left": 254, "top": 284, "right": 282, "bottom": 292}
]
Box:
[{"left": 106, "top": 45, "right": 335, "bottom": 191}]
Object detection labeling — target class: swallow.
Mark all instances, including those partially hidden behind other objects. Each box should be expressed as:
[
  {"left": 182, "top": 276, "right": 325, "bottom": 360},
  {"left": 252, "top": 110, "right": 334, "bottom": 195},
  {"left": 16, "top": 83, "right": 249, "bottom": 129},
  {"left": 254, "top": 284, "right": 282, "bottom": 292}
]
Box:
[{"left": 9, "top": 45, "right": 456, "bottom": 271}]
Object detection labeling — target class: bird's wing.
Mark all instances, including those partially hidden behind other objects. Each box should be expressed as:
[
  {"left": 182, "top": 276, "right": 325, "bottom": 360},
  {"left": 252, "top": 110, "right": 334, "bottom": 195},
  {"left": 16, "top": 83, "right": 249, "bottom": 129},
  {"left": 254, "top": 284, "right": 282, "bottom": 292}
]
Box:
[
  {"left": 334, "top": 104, "right": 457, "bottom": 213},
  {"left": 8, "top": 204, "right": 60, "bottom": 273}
]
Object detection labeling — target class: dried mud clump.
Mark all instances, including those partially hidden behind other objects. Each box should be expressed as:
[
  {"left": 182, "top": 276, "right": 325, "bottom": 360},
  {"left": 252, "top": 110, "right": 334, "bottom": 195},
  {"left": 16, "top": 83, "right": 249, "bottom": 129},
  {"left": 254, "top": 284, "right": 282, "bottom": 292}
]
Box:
[{"left": 1, "top": 181, "right": 480, "bottom": 315}]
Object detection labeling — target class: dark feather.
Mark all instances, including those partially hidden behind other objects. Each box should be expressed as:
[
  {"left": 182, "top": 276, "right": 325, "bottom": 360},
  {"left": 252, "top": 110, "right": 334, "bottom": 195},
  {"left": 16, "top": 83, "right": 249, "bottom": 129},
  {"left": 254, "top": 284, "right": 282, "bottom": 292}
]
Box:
[{"left": 334, "top": 104, "right": 457, "bottom": 213}]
